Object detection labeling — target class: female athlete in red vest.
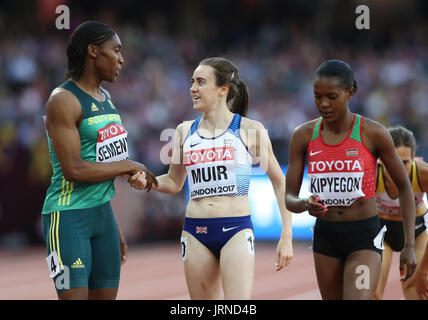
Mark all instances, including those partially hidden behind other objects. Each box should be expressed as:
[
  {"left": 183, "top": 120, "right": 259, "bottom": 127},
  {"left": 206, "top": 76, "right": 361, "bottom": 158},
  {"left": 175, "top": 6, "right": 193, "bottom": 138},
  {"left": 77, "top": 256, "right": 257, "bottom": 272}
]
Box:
[{"left": 285, "top": 60, "right": 417, "bottom": 299}]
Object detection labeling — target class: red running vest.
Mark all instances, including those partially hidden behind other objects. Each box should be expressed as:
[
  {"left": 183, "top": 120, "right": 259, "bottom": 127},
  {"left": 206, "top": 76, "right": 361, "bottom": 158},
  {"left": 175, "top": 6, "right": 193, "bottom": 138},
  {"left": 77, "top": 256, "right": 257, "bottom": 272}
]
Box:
[{"left": 307, "top": 114, "right": 377, "bottom": 206}]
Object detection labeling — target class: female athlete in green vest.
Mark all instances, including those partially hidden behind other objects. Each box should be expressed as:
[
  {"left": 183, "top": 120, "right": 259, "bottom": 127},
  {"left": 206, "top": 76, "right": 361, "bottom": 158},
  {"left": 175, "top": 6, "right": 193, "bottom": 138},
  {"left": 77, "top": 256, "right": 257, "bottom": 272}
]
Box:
[{"left": 42, "top": 21, "right": 157, "bottom": 300}]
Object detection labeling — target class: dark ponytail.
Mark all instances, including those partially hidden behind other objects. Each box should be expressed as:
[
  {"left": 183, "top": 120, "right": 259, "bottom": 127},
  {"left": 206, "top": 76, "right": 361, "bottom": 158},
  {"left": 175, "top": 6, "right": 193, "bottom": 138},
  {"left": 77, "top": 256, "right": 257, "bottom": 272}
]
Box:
[
  {"left": 199, "top": 57, "right": 250, "bottom": 116},
  {"left": 228, "top": 76, "right": 249, "bottom": 116},
  {"left": 314, "top": 59, "right": 357, "bottom": 93},
  {"left": 65, "top": 21, "right": 116, "bottom": 81}
]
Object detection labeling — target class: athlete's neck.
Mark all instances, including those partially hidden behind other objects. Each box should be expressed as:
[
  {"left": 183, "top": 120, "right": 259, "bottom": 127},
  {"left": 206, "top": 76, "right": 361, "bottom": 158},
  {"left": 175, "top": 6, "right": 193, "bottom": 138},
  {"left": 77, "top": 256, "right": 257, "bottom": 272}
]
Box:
[
  {"left": 74, "top": 70, "right": 104, "bottom": 102},
  {"left": 200, "top": 106, "right": 234, "bottom": 134},
  {"left": 322, "top": 110, "right": 354, "bottom": 134}
]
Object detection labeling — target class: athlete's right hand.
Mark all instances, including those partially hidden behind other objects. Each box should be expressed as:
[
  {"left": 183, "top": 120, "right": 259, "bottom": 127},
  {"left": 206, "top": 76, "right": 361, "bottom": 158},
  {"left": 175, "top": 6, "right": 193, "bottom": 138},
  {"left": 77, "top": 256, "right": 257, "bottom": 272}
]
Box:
[
  {"left": 127, "top": 171, "right": 147, "bottom": 191},
  {"left": 128, "top": 165, "right": 158, "bottom": 192},
  {"left": 305, "top": 195, "right": 328, "bottom": 218},
  {"left": 404, "top": 266, "right": 428, "bottom": 300}
]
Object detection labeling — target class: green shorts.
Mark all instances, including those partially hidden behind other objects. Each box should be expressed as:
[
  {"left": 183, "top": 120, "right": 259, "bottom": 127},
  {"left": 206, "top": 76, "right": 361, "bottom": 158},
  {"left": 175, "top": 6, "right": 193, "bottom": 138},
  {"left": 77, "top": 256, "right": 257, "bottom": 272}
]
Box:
[{"left": 41, "top": 201, "right": 121, "bottom": 294}]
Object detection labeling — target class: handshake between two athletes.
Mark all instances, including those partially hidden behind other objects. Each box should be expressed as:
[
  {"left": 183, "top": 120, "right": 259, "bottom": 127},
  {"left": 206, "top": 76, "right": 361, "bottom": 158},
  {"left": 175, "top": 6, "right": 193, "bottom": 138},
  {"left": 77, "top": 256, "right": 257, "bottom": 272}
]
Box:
[{"left": 121, "top": 164, "right": 158, "bottom": 192}]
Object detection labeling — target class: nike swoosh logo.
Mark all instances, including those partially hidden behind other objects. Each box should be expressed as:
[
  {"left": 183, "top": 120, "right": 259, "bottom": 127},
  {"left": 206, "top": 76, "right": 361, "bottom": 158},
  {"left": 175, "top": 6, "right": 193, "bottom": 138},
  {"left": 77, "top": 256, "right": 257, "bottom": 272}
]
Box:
[
  {"left": 222, "top": 226, "right": 239, "bottom": 232},
  {"left": 415, "top": 223, "right": 424, "bottom": 229},
  {"left": 309, "top": 150, "right": 322, "bottom": 156},
  {"left": 190, "top": 142, "right": 202, "bottom": 148}
]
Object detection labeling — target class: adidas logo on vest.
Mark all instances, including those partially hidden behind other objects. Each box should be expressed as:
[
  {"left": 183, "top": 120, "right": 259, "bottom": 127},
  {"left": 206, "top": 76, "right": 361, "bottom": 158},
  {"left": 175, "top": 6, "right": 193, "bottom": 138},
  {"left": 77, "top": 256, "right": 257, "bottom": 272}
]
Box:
[{"left": 91, "top": 103, "right": 99, "bottom": 112}]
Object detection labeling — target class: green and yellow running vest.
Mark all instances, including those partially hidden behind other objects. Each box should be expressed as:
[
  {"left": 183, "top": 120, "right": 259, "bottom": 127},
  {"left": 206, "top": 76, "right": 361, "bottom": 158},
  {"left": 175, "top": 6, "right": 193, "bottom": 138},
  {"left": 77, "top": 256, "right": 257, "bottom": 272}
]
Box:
[{"left": 42, "top": 80, "right": 129, "bottom": 214}]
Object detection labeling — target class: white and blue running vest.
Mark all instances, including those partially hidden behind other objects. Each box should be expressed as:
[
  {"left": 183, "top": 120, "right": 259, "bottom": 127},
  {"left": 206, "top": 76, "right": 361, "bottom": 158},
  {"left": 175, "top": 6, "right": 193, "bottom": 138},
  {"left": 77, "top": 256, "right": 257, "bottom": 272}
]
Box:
[{"left": 182, "top": 114, "right": 253, "bottom": 200}]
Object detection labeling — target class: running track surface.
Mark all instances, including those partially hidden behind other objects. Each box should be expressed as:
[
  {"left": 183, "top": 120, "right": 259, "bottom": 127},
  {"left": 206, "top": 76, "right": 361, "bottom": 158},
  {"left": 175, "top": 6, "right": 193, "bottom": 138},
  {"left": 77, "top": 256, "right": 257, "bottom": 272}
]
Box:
[{"left": 0, "top": 241, "right": 404, "bottom": 300}]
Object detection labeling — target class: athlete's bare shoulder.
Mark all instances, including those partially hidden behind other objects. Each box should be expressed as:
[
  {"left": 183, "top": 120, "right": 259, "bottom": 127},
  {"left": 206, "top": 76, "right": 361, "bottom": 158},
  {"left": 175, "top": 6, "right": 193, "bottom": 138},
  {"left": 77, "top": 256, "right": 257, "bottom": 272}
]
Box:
[
  {"left": 175, "top": 120, "right": 196, "bottom": 147},
  {"left": 415, "top": 158, "right": 428, "bottom": 192},
  {"left": 361, "top": 116, "right": 386, "bottom": 134},
  {"left": 292, "top": 118, "right": 319, "bottom": 140},
  {"left": 239, "top": 117, "right": 272, "bottom": 151},
  {"left": 286, "top": 118, "right": 319, "bottom": 156},
  {"left": 240, "top": 116, "right": 265, "bottom": 131},
  {"left": 415, "top": 158, "right": 428, "bottom": 171},
  {"left": 360, "top": 116, "right": 390, "bottom": 154},
  {"left": 46, "top": 87, "right": 81, "bottom": 116},
  {"left": 177, "top": 120, "right": 194, "bottom": 136},
  {"left": 45, "top": 87, "right": 82, "bottom": 130}
]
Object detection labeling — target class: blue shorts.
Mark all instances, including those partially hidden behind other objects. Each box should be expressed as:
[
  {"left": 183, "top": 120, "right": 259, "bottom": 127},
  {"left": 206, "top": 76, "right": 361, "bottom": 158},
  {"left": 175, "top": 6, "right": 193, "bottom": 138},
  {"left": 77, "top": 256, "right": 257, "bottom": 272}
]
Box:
[{"left": 182, "top": 215, "right": 253, "bottom": 259}]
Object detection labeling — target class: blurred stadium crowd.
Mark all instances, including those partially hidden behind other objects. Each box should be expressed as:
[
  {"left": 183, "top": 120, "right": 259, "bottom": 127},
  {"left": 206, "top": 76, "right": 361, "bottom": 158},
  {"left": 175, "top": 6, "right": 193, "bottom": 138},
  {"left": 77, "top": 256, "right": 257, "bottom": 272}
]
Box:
[{"left": 0, "top": 0, "right": 427, "bottom": 247}]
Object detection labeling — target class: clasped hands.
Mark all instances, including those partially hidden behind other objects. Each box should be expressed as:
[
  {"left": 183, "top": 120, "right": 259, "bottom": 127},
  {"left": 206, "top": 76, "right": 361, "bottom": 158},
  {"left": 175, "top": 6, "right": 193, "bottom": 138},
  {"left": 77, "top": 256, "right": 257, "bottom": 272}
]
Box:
[{"left": 121, "top": 167, "right": 158, "bottom": 192}]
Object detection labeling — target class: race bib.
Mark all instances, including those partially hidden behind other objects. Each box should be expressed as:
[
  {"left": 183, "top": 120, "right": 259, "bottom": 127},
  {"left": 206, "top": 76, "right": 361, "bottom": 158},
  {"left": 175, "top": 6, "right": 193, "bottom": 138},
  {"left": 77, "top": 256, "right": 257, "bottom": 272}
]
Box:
[
  {"left": 308, "top": 159, "right": 366, "bottom": 206},
  {"left": 181, "top": 237, "right": 187, "bottom": 262},
  {"left": 185, "top": 147, "right": 238, "bottom": 199},
  {"left": 46, "top": 251, "right": 61, "bottom": 278},
  {"left": 245, "top": 232, "right": 255, "bottom": 256},
  {"left": 96, "top": 123, "right": 129, "bottom": 162},
  {"left": 308, "top": 172, "right": 365, "bottom": 206}
]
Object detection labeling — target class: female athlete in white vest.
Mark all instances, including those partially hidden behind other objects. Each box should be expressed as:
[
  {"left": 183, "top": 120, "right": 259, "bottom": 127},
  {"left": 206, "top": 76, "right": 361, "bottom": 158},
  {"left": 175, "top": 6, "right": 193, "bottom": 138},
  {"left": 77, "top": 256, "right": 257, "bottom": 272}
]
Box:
[{"left": 132, "top": 57, "right": 293, "bottom": 299}]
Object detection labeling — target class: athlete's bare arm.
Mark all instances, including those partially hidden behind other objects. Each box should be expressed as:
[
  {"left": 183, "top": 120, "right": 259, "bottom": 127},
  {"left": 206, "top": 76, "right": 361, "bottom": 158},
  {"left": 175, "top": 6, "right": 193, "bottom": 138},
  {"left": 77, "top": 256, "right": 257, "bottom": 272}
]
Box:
[
  {"left": 45, "top": 88, "right": 154, "bottom": 184},
  {"left": 153, "top": 122, "right": 188, "bottom": 194},
  {"left": 415, "top": 159, "right": 428, "bottom": 193},
  {"left": 241, "top": 118, "right": 293, "bottom": 270},
  {"left": 285, "top": 121, "right": 326, "bottom": 217},
  {"left": 244, "top": 119, "right": 287, "bottom": 219},
  {"left": 363, "top": 119, "right": 417, "bottom": 280},
  {"left": 404, "top": 243, "right": 428, "bottom": 299}
]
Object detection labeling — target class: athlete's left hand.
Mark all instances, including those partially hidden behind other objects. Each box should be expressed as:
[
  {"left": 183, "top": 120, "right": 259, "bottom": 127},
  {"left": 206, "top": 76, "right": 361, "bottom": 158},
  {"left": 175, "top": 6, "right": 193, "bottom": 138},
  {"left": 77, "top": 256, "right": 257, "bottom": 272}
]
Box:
[
  {"left": 275, "top": 237, "right": 293, "bottom": 271},
  {"left": 400, "top": 245, "right": 417, "bottom": 281}
]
